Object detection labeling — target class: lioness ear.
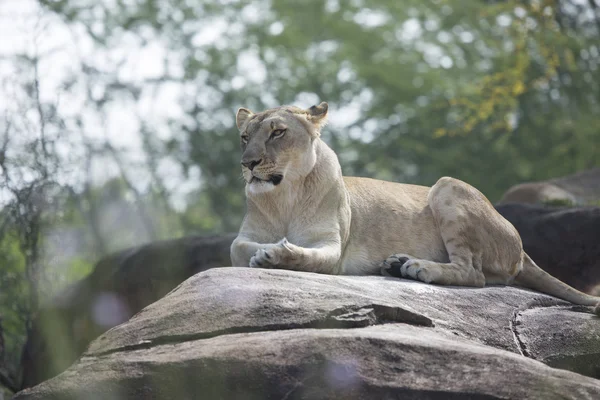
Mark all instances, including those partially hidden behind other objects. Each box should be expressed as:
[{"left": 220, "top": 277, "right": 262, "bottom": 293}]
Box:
[
  {"left": 307, "top": 102, "right": 328, "bottom": 131},
  {"left": 236, "top": 107, "right": 254, "bottom": 130}
]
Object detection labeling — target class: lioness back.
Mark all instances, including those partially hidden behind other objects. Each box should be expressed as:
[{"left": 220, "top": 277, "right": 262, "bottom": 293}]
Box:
[{"left": 340, "top": 177, "right": 448, "bottom": 275}]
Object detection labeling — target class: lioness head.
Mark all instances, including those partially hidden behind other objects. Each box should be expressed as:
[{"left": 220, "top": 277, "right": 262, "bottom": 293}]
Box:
[{"left": 235, "top": 102, "right": 328, "bottom": 194}]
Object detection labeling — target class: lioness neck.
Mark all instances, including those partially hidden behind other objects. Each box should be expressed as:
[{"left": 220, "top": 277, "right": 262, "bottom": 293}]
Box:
[{"left": 247, "top": 138, "right": 347, "bottom": 224}]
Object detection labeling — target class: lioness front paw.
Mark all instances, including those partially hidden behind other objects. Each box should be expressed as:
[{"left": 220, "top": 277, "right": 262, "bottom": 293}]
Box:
[
  {"left": 249, "top": 238, "right": 292, "bottom": 269},
  {"left": 249, "top": 247, "right": 276, "bottom": 268}
]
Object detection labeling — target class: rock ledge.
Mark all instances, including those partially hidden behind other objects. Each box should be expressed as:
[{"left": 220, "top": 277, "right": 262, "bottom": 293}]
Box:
[{"left": 14, "top": 268, "right": 600, "bottom": 400}]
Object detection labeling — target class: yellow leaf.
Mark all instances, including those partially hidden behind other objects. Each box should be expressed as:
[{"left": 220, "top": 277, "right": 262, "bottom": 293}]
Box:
[
  {"left": 434, "top": 128, "right": 447, "bottom": 138},
  {"left": 513, "top": 81, "right": 525, "bottom": 95}
]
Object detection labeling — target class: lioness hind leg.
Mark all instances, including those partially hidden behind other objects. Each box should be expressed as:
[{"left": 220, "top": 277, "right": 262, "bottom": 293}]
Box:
[
  {"left": 420, "top": 176, "right": 520, "bottom": 287},
  {"left": 381, "top": 176, "right": 510, "bottom": 287},
  {"left": 381, "top": 251, "right": 485, "bottom": 287}
]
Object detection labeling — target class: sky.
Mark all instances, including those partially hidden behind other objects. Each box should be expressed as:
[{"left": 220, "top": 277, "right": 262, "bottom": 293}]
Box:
[
  {"left": 0, "top": 0, "right": 199, "bottom": 276},
  {"left": 0, "top": 0, "right": 197, "bottom": 209}
]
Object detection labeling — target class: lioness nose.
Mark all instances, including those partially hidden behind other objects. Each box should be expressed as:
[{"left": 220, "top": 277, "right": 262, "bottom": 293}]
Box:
[{"left": 241, "top": 159, "right": 262, "bottom": 171}]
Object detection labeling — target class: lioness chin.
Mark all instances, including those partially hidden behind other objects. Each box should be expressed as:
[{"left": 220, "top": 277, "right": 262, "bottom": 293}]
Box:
[{"left": 230, "top": 101, "right": 600, "bottom": 314}]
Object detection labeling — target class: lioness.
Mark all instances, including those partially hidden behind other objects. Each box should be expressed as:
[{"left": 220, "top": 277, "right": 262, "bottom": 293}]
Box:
[{"left": 230, "top": 102, "right": 600, "bottom": 314}]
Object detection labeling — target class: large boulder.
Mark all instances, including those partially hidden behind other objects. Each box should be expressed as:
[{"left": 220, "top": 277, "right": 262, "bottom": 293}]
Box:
[
  {"left": 18, "top": 203, "right": 600, "bottom": 391},
  {"left": 496, "top": 204, "right": 600, "bottom": 294},
  {"left": 499, "top": 167, "right": 600, "bottom": 205},
  {"left": 14, "top": 268, "right": 600, "bottom": 399},
  {"left": 19, "top": 234, "right": 236, "bottom": 390}
]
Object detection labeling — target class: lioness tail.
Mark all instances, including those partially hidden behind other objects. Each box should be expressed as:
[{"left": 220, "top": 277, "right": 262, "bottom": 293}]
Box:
[{"left": 514, "top": 253, "right": 600, "bottom": 316}]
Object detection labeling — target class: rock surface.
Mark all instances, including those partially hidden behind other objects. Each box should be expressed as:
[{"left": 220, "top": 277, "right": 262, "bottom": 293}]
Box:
[
  {"left": 496, "top": 203, "right": 600, "bottom": 294},
  {"left": 14, "top": 268, "right": 600, "bottom": 400},
  {"left": 18, "top": 203, "right": 600, "bottom": 392},
  {"left": 19, "top": 234, "right": 236, "bottom": 390},
  {"left": 498, "top": 167, "right": 600, "bottom": 205}
]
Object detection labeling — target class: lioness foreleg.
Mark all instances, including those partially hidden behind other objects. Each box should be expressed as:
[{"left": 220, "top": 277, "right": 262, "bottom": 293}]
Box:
[
  {"left": 249, "top": 238, "right": 342, "bottom": 274},
  {"left": 230, "top": 236, "right": 274, "bottom": 267}
]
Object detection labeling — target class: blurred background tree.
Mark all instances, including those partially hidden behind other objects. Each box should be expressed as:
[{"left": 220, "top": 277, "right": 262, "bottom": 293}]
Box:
[{"left": 0, "top": 0, "right": 599, "bottom": 394}]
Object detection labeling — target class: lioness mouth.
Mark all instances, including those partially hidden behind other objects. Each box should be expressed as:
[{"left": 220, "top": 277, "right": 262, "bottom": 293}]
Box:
[
  {"left": 250, "top": 174, "right": 283, "bottom": 186},
  {"left": 270, "top": 174, "right": 283, "bottom": 185}
]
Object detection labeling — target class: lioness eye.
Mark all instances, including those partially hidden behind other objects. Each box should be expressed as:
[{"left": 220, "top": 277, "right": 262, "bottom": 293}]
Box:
[
  {"left": 271, "top": 129, "right": 286, "bottom": 139},
  {"left": 241, "top": 135, "right": 249, "bottom": 144}
]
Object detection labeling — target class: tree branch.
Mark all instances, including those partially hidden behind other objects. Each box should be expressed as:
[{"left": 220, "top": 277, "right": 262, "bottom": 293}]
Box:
[{"left": 104, "top": 141, "right": 158, "bottom": 240}]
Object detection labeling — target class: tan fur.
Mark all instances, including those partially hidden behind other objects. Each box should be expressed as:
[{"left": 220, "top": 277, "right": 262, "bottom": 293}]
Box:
[{"left": 231, "top": 103, "right": 600, "bottom": 314}]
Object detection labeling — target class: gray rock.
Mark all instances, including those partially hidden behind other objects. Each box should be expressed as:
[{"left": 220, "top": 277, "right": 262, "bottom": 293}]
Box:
[
  {"left": 498, "top": 167, "right": 600, "bottom": 205},
  {"left": 496, "top": 203, "right": 600, "bottom": 294},
  {"left": 19, "top": 198, "right": 600, "bottom": 393},
  {"left": 516, "top": 306, "right": 600, "bottom": 378},
  {"left": 14, "top": 268, "right": 600, "bottom": 400}
]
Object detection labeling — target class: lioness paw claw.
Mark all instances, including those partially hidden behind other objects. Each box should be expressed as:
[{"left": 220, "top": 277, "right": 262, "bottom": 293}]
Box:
[
  {"left": 249, "top": 248, "right": 276, "bottom": 268},
  {"left": 276, "top": 237, "right": 291, "bottom": 249},
  {"left": 380, "top": 254, "right": 438, "bottom": 283},
  {"left": 402, "top": 261, "right": 439, "bottom": 283},
  {"left": 380, "top": 254, "right": 413, "bottom": 277}
]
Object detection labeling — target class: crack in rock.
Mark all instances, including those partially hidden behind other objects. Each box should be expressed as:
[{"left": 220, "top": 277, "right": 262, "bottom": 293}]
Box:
[
  {"left": 510, "top": 299, "right": 600, "bottom": 379},
  {"left": 326, "top": 304, "right": 434, "bottom": 329},
  {"left": 90, "top": 303, "right": 433, "bottom": 357},
  {"left": 509, "top": 297, "right": 578, "bottom": 358}
]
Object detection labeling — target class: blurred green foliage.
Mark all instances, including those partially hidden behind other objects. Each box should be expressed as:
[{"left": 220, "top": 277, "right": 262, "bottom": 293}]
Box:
[
  {"left": 1, "top": 0, "right": 599, "bottom": 393},
  {"left": 37, "top": 0, "right": 600, "bottom": 227},
  {"left": 0, "top": 231, "right": 28, "bottom": 379}
]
